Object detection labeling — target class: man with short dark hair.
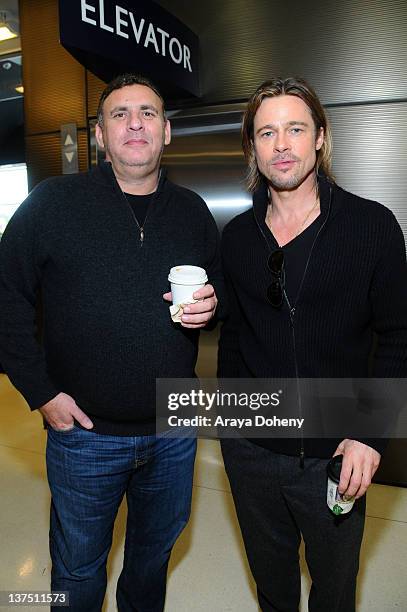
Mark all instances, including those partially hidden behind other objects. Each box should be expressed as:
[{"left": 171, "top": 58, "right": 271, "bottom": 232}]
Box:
[
  {"left": 218, "top": 77, "right": 407, "bottom": 611},
  {"left": 0, "top": 73, "right": 221, "bottom": 611}
]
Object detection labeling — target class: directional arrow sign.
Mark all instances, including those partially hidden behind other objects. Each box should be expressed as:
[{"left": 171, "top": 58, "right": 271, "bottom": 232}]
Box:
[
  {"left": 61, "top": 123, "right": 78, "bottom": 174},
  {"left": 64, "top": 134, "right": 74, "bottom": 147},
  {"left": 65, "top": 151, "right": 75, "bottom": 164}
]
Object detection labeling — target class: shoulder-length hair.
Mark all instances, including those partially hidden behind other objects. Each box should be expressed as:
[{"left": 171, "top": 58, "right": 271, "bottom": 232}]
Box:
[{"left": 242, "top": 77, "right": 334, "bottom": 192}]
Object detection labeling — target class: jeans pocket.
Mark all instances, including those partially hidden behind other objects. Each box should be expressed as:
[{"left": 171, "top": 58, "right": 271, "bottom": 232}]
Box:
[
  {"left": 48, "top": 424, "right": 77, "bottom": 434},
  {"left": 159, "top": 425, "right": 198, "bottom": 440}
]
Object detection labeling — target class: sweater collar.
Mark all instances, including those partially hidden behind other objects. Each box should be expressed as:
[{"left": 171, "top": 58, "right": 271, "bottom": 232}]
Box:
[{"left": 89, "top": 160, "right": 168, "bottom": 194}]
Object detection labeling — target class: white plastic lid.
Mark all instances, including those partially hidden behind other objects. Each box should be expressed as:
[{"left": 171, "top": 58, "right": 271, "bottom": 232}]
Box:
[{"left": 168, "top": 265, "right": 208, "bottom": 285}]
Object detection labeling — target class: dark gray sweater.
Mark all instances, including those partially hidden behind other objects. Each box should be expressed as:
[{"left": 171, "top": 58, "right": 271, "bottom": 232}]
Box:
[{"left": 0, "top": 162, "right": 222, "bottom": 435}]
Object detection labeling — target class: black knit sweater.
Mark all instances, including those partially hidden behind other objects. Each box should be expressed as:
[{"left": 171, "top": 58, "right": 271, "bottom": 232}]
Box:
[
  {"left": 218, "top": 175, "right": 407, "bottom": 458},
  {"left": 0, "top": 162, "right": 222, "bottom": 435}
]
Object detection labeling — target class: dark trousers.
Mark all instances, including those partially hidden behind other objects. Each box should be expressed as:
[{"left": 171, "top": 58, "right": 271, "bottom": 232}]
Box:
[
  {"left": 47, "top": 426, "right": 196, "bottom": 612},
  {"left": 221, "top": 437, "right": 366, "bottom": 612}
]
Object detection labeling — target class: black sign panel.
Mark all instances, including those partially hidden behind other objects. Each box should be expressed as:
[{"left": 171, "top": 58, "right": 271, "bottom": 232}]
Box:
[{"left": 59, "top": 0, "right": 200, "bottom": 98}]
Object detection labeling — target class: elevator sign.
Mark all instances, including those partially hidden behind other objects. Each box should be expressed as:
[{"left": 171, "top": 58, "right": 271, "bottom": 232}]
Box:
[{"left": 59, "top": 0, "right": 200, "bottom": 98}]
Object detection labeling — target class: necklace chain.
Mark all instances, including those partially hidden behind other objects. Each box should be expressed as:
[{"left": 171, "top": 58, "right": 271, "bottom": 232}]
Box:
[{"left": 267, "top": 197, "right": 319, "bottom": 246}]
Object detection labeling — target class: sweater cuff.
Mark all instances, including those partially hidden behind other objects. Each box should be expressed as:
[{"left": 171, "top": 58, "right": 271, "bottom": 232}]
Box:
[
  {"left": 351, "top": 437, "right": 389, "bottom": 456},
  {"left": 6, "top": 373, "right": 60, "bottom": 411}
]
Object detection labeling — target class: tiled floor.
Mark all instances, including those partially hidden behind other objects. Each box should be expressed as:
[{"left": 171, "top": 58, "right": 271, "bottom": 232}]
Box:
[{"left": 1, "top": 366, "right": 406, "bottom": 611}]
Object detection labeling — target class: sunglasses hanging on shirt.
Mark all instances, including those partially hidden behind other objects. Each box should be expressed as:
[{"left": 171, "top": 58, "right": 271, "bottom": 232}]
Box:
[{"left": 267, "top": 248, "right": 285, "bottom": 308}]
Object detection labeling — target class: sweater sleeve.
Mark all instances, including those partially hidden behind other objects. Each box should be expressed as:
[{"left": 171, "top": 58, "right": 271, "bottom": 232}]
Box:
[
  {"left": 370, "top": 212, "right": 407, "bottom": 378},
  {"left": 0, "top": 184, "right": 60, "bottom": 409},
  {"left": 357, "top": 211, "right": 407, "bottom": 455}
]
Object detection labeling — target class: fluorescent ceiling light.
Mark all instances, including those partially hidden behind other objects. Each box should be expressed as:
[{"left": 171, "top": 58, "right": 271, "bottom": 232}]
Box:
[
  {"left": 0, "top": 10, "right": 18, "bottom": 42},
  {"left": 0, "top": 25, "right": 17, "bottom": 41}
]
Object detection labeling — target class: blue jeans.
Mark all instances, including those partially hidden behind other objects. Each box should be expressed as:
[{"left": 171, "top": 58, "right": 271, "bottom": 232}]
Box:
[{"left": 46, "top": 426, "right": 196, "bottom": 612}]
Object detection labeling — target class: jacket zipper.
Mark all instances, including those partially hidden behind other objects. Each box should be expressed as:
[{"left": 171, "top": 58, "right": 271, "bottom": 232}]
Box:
[
  {"left": 289, "top": 304, "right": 305, "bottom": 467},
  {"left": 254, "top": 185, "right": 333, "bottom": 467}
]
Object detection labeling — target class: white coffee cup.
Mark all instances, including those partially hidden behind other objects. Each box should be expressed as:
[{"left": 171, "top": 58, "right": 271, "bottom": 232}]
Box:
[{"left": 168, "top": 265, "right": 208, "bottom": 305}]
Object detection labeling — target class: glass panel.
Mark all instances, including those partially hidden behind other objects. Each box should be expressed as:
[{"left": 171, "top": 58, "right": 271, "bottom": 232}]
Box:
[{"left": 0, "top": 163, "right": 28, "bottom": 236}]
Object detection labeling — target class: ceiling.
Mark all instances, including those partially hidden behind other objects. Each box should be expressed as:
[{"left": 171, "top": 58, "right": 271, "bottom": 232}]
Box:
[
  {"left": 0, "top": 0, "right": 24, "bottom": 165},
  {"left": 0, "top": 0, "right": 21, "bottom": 101},
  {"left": 0, "top": 0, "right": 19, "bottom": 40},
  {"left": 0, "top": 0, "right": 19, "bottom": 19}
]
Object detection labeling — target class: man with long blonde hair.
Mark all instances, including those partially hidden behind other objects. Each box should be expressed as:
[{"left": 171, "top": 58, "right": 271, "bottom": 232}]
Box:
[{"left": 218, "top": 77, "right": 407, "bottom": 611}]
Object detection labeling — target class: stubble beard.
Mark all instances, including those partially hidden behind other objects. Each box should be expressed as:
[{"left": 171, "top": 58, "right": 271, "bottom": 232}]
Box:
[
  {"left": 116, "top": 135, "right": 165, "bottom": 170},
  {"left": 119, "top": 158, "right": 150, "bottom": 168},
  {"left": 267, "top": 172, "right": 303, "bottom": 191},
  {"left": 264, "top": 163, "right": 316, "bottom": 192}
]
